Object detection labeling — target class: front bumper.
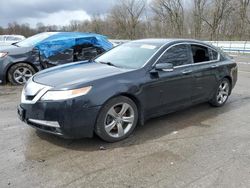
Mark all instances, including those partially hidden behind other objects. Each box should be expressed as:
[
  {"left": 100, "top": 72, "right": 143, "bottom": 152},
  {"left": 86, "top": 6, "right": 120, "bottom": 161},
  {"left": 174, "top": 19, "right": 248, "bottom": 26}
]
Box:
[
  {"left": 0, "top": 58, "right": 7, "bottom": 84},
  {"left": 18, "top": 100, "right": 101, "bottom": 138}
]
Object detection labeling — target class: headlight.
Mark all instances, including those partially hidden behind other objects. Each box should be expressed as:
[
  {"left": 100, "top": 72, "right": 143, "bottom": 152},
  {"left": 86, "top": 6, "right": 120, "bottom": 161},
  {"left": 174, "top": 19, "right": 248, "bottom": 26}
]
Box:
[
  {"left": 0, "top": 52, "right": 8, "bottom": 58},
  {"left": 40, "top": 86, "right": 92, "bottom": 101}
]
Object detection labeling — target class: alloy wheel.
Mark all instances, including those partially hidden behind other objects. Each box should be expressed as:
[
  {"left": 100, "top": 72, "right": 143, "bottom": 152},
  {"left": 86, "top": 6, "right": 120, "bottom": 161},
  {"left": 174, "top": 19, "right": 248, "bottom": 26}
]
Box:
[
  {"left": 217, "top": 80, "right": 230, "bottom": 104},
  {"left": 104, "top": 102, "right": 135, "bottom": 138},
  {"left": 13, "top": 67, "right": 33, "bottom": 84}
]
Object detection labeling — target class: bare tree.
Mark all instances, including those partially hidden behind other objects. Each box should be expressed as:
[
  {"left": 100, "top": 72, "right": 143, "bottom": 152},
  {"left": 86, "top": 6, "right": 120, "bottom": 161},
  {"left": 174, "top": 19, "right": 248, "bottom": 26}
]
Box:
[
  {"left": 1, "top": 0, "right": 250, "bottom": 40},
  {"left": 151, "top": 0, "right": 184, "bottom": 37},
  {"left": 0, "top": 26, "right": 4, "bottom": 35},
  {"left": 192, "top": 0, "right": 207, "bottom": 39},
  {"left": 201, "top": 0, "right": 233, "bottom": 40},
  {"left": 239, "top": 0, "right": 250, "bottom": 24},
  {"left": 110, "top": 0, "right": 146, "bottom": 39},
  {"left": 237, "top": 0, "right": 250, "bottom": 39},
  {"left": 36, "top": 22, "right": 46, "bottom": 33},
  {"left": 5, "top": 22, "right": 36, "bottom": 37},
  {"left": 69, "top": 20, "right": 81, "bottom": 31}
]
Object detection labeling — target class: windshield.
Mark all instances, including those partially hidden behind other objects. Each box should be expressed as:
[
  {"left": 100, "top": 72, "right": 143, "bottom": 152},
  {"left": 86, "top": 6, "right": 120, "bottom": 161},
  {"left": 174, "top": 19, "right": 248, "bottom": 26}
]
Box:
[
  {"left": 16, "top": 32, "right": 56, "bottom": 47},
  {"left": 95, "top": 42, "right": 161, "bottom": 69}
]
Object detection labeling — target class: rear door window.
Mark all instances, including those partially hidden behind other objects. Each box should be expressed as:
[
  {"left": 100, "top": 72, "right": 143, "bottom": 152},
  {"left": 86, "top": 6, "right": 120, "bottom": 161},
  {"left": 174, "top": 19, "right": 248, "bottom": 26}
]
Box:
[
  {"left": 191, "top": 44, "right": 219, "bottom": 63},
  {"left": 191, "top": 45, "right": 210, "bottom": 63},
  {"left": 157, "top": 44, "right": 190, "bottom": 67}
]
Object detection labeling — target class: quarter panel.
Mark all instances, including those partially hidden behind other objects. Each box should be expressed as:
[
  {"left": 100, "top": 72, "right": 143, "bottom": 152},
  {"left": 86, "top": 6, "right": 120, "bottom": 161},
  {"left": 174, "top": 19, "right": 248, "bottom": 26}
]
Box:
[{"left": 191, "top": 62, "right": 218, "bottom": 102}]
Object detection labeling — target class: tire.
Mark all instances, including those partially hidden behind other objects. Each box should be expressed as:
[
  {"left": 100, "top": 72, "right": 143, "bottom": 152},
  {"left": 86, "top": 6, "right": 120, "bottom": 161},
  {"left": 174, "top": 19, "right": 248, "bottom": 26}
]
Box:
[
  {"left": 209, "top": 78, "right": 231, "bottom": 107},
  {"left": 7, "top": 63, "right": 36, "bottom": 85},
  {"left": 95, "top": 96, "right": 138, "bottom": 142}
]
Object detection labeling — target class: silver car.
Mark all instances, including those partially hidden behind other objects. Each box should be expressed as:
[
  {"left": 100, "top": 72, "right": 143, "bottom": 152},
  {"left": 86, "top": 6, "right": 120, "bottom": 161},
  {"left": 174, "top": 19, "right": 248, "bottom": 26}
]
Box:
[{"left": 0, "top": 35, "right": 25, "bottom": 46}]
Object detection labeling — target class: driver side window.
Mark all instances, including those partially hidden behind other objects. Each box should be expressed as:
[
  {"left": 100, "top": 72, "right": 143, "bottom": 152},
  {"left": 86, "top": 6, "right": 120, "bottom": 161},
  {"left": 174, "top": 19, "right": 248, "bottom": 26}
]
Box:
[{"left": 157, "top": 44, "right": 190, "bottom": 67}]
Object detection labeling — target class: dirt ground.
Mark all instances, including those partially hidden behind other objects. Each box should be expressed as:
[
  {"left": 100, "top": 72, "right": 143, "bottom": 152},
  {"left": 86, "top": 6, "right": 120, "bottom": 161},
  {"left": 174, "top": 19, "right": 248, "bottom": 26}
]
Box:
[{"left": 1, "top": 54, "right": 250, "bottom": 188}]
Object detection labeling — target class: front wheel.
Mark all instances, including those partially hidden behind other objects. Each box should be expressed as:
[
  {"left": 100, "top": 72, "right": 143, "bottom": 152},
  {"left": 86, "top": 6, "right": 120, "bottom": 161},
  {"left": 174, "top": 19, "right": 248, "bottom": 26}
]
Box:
[
  {"left": 95, "top": 96, "right": 138, "bottom": 142},
  {"left": 8, "top": 63, "right": 36, "bottom": 85},
  {"left": 209, "top": 78, "right": 231, "bottom": 107}
]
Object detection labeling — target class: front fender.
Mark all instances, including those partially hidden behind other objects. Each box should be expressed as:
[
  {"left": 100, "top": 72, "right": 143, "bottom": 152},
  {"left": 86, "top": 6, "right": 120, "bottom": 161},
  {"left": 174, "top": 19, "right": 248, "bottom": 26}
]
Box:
[{"left": 88, "top": 79, "right": 141, "bottom": 107}]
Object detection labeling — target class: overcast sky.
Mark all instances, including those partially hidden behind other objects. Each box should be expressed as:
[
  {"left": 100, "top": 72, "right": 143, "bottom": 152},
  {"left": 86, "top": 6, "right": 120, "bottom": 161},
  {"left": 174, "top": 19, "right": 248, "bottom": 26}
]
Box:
[
  {"left": 0, "top": 0, "right": 117, "bottom": 27},
  {"left": 1, "top": 0, "right": 192, "bottom": 28}
]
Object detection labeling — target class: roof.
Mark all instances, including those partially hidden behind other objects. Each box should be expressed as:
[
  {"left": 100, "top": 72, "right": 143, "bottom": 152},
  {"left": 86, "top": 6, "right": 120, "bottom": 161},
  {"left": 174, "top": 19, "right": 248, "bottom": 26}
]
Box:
[
  {"left": 130, "top": 38, "right": 174, "bottom": 46},
  {"left": 129, "top": 38, "right": 214, "bottom": 48}
]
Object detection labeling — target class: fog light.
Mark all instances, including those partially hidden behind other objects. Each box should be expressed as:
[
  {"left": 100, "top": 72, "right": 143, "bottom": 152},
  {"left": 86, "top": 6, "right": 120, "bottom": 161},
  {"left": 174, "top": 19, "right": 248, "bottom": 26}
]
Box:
[{"left": 28, "top": 119, "right": 60, "bottom": 128}]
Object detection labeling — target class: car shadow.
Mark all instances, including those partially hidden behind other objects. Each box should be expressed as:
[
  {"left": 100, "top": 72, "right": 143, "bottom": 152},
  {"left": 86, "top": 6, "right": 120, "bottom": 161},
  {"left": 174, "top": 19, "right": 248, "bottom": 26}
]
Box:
[{"left": 33, "top": 94, "right": 248, "bottom": 152}]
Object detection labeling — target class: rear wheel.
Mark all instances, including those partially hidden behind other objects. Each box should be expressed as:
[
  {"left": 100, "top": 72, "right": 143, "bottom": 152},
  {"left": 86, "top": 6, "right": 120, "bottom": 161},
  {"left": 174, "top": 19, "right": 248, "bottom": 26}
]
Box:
[
  {"left": 209, "top": 78, "right": 231, "bottom": 107},
  {"left": 95, "top": 96, "right": 138, "bottom": 142},
  {"left": 7, "top": 63, "right": 36, "bottom": 85}
]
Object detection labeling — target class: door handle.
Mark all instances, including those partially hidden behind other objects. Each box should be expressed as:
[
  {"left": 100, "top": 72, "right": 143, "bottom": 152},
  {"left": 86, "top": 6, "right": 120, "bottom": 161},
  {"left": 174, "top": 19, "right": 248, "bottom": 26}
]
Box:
[
  {"left": 182, "top": 70, "right": 192, "bottom": 75},
  {"left": 211, "top": 65, "right": 219, "bottom": 69}
]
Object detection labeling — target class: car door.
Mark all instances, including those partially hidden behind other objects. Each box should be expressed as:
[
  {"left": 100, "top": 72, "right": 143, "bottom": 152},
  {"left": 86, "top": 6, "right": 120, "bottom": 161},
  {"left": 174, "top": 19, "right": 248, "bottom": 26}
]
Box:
[
  {"left": 40, "top": 49, "right": 74, "bottom": 68},
  {"left": 190, "top": 44, "right": 220, "bottom": 103},
  {"left": 144, "top": 43, "right": 194, "bottom": 117}
]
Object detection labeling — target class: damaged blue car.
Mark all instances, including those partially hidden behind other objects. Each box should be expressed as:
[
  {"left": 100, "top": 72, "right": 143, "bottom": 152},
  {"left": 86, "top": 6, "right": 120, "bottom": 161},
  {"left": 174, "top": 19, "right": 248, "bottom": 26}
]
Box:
[{"left": 0, "top": 32, "right": 113, "bottom": 85}]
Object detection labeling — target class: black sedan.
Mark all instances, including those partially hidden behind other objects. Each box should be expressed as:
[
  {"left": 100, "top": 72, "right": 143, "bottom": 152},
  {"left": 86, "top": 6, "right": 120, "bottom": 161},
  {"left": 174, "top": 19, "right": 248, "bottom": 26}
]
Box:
[{"left": 18, "top": 39, "right": 238, "bottom": 142}]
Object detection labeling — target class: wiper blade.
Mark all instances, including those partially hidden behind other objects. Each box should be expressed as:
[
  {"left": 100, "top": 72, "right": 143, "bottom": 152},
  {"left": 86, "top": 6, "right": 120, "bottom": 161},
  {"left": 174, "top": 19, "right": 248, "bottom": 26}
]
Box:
[
  {"left": 98, "top": 61, "right": 117, "bottom": 67},
  {"left": 12, "top": 43, "right": 19, "bottom": 47}
]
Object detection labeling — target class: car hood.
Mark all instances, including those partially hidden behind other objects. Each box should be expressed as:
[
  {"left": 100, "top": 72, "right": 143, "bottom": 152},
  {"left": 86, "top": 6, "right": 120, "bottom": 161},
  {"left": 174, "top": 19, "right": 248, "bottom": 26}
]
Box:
[
  {"left": 0, "top": 45, "right": 14, "bottom": 51},
  {"left": 33, "top": 61, "right": 129, "bottom": 88},
  {"left": 0, "top": 45, "right": 33, "bottom": 55}
]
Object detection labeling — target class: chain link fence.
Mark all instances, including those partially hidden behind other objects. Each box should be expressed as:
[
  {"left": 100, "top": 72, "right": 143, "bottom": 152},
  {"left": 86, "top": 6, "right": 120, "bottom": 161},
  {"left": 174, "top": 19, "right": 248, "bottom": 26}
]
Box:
[{"left": 207, "top": 41, "right": 250, "bottom": 54}]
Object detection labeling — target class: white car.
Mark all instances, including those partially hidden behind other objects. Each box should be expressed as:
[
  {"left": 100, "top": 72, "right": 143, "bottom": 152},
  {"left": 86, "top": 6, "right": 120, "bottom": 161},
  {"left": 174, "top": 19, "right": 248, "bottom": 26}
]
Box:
[{"left": 0, "top": 35, "right": 25, "bottom": 46}]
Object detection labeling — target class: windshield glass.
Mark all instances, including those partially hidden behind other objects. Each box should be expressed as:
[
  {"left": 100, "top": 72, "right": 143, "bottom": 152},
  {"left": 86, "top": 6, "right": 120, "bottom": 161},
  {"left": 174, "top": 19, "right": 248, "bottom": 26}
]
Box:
[
  {"left": 95, "top": 42, "right": 161, "bottom": 69},
  {"left": 16, "top": 32, "right": 56, "bottom": 47}
]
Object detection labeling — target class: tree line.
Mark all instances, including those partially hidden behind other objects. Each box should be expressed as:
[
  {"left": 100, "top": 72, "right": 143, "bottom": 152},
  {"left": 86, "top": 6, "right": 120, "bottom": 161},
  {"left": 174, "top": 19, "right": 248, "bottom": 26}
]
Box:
[{"left": 1, "top": 0, "right": 250, "bottom": 41}]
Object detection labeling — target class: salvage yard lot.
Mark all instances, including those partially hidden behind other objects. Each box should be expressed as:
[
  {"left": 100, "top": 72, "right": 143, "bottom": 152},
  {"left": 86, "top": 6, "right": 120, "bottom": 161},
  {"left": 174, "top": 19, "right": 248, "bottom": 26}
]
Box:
[{"left": 1, "top": 55, "right": 250, "bottom": 188}]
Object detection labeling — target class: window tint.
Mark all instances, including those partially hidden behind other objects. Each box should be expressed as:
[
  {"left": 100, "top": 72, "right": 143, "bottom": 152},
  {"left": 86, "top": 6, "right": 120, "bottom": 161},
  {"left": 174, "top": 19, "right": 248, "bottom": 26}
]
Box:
[
  {"left": 191, "top": 45, "right": 210, "bottom": 63},
  {"left": 158, "top": 44, "right": 190, "bottom": 67},
  {"left": 6, "top": 36, "right": 18, "bottom": 41},
  {"left": 209, "top": 49, "right": 219, "bottom": 60}
]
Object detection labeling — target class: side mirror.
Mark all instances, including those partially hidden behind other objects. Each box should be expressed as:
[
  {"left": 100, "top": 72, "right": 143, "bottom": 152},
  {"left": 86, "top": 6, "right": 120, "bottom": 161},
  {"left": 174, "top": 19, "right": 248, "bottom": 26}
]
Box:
[{"left": 155, "top": 63, "right": 174, "bottom": 72}]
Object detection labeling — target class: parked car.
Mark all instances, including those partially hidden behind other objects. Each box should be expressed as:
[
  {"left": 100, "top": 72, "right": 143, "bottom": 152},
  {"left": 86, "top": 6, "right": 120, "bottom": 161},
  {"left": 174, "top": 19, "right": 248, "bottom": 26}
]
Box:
[
  {"left": 0, "top": 32, "right": 113, "bottom": 85},
  {"left": 0, "top": 35, "right": 25, "bottom": 46},
  {"left": 18, "top": 39, "right": 238, "bottom": 142}
]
